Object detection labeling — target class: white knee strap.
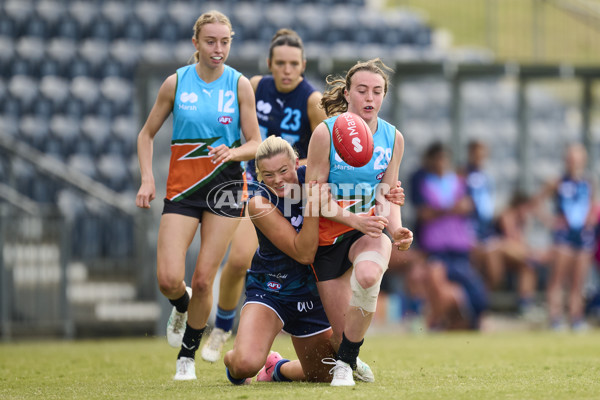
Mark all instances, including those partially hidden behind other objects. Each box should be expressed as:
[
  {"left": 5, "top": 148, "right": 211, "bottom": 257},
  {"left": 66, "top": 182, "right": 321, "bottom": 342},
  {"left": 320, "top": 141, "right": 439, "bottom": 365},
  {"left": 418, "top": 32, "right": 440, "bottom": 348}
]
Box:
[{"left": 349, "top": 251, "right": 389, "bottom": 313}]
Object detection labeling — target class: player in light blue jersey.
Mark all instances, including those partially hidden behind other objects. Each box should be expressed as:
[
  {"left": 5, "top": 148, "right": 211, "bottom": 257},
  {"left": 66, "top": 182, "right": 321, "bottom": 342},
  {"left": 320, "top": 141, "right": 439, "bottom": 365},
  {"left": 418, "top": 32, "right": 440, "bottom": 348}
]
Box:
[
  {"left": 536, "top": 143, "right": 597, "bottom": 331},
  {"left": 135, "top": 10, "right": 261, "bottom": 380},
  {"left": 306, "top": 59, "right": 413, "bottom": 387}
]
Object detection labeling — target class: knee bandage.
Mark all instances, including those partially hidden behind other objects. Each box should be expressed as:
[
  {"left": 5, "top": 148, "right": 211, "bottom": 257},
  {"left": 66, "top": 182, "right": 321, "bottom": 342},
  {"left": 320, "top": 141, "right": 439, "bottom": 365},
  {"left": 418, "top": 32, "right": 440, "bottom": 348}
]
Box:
[{"left": 349, "top": 251, "right": 389, "bottom": 313}]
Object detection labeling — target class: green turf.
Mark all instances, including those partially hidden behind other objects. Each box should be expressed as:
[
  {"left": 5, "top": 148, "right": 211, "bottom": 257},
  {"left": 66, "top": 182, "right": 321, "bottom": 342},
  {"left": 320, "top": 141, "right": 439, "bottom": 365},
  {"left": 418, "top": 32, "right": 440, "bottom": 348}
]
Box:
[{"left": 1, "top": 331, "right": 599, "bottom": 399}]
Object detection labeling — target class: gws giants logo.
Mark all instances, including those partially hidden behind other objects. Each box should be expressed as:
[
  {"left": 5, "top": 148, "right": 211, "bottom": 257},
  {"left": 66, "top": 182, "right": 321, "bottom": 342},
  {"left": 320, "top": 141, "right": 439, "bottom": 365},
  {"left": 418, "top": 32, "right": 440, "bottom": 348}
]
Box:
[{"left": 218, "top": 116, "right": 233, "bottom": 125}]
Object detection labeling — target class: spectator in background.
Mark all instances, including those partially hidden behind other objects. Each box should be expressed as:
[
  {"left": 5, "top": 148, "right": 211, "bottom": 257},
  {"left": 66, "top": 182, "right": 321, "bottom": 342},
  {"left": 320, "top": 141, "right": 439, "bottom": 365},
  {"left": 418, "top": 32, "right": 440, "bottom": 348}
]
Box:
[
  {"left": 415, "top": 142, "right": 488, "bottom": 330},
  {"left": 494, "top": 192, "right": 542, "bottom": 317},
  {"left": 535, "top": 143, "right": 598, "bottom": 331},
  {"left": 462, "top": 141, "right": 502, "bottom": 280},
  {"left": 463, "top": 141, "right": 539, "bottom": 317}
]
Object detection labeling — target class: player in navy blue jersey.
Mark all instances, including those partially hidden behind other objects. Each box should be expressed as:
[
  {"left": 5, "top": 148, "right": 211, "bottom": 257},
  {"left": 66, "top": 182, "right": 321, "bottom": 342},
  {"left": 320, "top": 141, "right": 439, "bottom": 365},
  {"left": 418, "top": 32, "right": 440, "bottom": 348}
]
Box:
[
  {"left": 536, "top": 143, "right": 598, "bottom": 331},
  {"left": 202, "top": 29, "right": 327, "bottom": 362},
  {"left": 135, "top": 11, "right": 261, "bottom": 380},
  {"left": 223, "top": 135, "right": 335, "bottom": 383}
]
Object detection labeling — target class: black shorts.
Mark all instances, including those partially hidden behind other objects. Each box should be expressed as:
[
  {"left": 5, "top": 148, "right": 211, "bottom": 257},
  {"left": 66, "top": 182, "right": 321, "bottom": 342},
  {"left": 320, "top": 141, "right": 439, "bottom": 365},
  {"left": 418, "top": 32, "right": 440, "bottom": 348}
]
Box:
[
  {"left": 162, "top": 198, "right": 246, "bottom": 220},
  {"left": 311, "top": 230, "right": 364, "bottom": 282}
]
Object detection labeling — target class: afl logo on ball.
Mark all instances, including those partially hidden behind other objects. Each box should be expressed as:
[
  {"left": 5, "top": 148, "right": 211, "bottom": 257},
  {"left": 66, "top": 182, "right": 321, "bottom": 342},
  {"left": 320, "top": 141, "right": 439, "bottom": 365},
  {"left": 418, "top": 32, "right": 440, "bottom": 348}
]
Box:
[{"left": 218, "top": 116, "right": 232, "bottom": 125}]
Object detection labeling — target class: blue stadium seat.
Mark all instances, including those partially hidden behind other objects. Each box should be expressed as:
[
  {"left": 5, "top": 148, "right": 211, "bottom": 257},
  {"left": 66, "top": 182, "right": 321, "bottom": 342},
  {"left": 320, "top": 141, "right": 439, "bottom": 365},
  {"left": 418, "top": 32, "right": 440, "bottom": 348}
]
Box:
[
  {"left": 79, "top": 38, "right": 111, "bottom": 78},
  {"left": 96, "top": 153, "right": 130, "bottom": 192},
  {"left": 36, "top": 0, "right": 67, "bottom": 36},
  {"left": 23, "top": 15, "right": 49, "bottom": 38},
  {"left": 108, "top": 39, "right": 140, "bottom": 78},
  {"left": 100, "top": 76, "right": 133, "bottom": 112},
  {"left": 101, "top": 1, "right": 134, "bottom": 39},
  {"left": 141, "top": 41, "right": 175, "bottom": 64},
  {"left": 68, "top": 153, "right": 98, "bottom": 180},
  {"left": 0, "top": 14, "right": 17, "bottom": 37},
  {"left": 50, "top": 114, "right": 81, "bottom": 155},
  {"left": 81, "top": 115, "right": 112, "bottom": 156},
  {"left": 0, "top": 115, "right": 18, "bottom": 138},
  {"left": 8, "top": 75, "right": 38, "bottom": 115},
  {"left": 168, "top": 1, "right": 198, "bottom": 40},
  {"left": 20, "top": 114, "right": 50, "bottom": 151},
  {"left": 40, "top": 76, "right": 70, "bottom": 110},
  {"left": 121, "top": 16, "right": 146, "bottom": 42},
  {"left": 70, "top": 76, "right": 101, "bottom": 114},
  {"left": 134, "top": 1, "right": 165, "bottom": 40},
  {"left": 68, "top": 1, "right": 99, "bottom": 39},
  {"left": 88, "top": 16, "right": 114, "bottom": 42},
  {"left": 54, "top": 15, "right": 81, "bottom": 40}
]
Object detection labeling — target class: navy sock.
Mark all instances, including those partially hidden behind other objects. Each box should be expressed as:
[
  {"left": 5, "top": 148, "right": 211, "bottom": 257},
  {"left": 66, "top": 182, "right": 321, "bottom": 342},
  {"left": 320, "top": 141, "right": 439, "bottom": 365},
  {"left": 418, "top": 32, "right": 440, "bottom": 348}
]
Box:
[
  {"left": 214, "top": 306, "right": 236, "bottom": 332},
  {"left": 336, "top": 332, "right": 363, "bottom": 370},
  {"left": 272, "top": 359, "right": 291, "bottom": 382},
  {"left": 226, "top": 368, "right": 247, "bottom": 385},
  {"left": 169, "top": 290, "right": 190, "bottom": 313},
  {"left": 177, "top": 324, "right": 205, "bottom": 360}
]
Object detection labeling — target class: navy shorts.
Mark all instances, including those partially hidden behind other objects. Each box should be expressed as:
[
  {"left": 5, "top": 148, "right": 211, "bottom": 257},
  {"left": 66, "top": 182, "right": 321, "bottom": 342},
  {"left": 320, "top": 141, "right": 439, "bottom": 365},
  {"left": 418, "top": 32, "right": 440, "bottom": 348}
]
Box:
[
  {"left": 429, "top": 252, "right": 489, "bottom": 328},
  {"left": 243, "top": 289, "right": 331, "bottom": 337},
  {"left": 162, "top": 198, "right": 246, "bottom": 220},
  {"left": 312, "top": 230, "right": 364, "bottom": 281},
  {"left": 553, "top": 227, "right": 595, "bottom": 251}
]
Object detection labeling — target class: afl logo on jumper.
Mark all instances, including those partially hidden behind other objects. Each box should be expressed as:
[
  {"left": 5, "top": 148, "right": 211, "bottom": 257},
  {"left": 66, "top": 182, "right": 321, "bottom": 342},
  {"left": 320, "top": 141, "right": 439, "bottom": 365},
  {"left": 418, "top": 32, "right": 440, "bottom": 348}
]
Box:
[
  {"left": 266, "top": 281, "right": 282, "bottom": 291},
  {"left": 218, "top": 116, "right": 233, "bottom": 125}
]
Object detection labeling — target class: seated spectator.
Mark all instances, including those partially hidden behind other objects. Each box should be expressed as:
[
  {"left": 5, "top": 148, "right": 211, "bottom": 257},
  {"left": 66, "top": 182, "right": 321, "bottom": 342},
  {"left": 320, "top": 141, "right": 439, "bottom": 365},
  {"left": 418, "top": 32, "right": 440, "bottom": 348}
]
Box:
[
  {"left": 415, "top": 142, "right": 488, "bottom": 330},
  {"left": 493, "top": 192, "right": 544, "bottom": 317}
]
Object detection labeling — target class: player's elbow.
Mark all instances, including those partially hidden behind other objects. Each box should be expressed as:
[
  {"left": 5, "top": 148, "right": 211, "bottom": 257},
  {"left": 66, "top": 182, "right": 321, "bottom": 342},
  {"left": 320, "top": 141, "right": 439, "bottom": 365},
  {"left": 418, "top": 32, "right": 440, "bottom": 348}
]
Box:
[{"left": 295, "top": 253, "right": 315, "bottom": 265}]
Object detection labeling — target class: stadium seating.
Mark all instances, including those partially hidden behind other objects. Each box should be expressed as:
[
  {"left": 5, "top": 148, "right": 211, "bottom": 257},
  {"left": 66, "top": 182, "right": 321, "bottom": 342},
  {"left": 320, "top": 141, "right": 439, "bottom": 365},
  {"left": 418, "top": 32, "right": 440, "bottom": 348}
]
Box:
[{"left": 0, "top": 1, "right": 579, "bottom": 329}]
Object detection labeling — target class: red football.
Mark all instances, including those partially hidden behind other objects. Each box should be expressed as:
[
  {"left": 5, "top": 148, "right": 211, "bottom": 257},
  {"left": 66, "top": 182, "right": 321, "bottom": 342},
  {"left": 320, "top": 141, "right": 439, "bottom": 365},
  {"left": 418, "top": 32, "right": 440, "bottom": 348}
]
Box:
[{"left": 332, "top": 112, "right": 374, "bottom": 167}]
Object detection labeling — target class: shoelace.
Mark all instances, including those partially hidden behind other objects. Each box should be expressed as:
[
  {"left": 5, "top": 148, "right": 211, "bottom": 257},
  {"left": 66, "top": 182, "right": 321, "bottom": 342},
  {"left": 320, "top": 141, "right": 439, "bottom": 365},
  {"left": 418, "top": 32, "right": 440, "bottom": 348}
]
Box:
[{"left": 321, "top": 358, "right": 350, "bottom": 378}]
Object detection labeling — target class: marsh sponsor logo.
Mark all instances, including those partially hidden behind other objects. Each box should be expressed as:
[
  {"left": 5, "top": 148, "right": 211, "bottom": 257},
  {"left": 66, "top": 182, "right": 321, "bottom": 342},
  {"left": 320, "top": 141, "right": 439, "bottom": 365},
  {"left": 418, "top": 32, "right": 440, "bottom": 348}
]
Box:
[{"left": 179, "top": 92, "right": 198, "bottom": 111}]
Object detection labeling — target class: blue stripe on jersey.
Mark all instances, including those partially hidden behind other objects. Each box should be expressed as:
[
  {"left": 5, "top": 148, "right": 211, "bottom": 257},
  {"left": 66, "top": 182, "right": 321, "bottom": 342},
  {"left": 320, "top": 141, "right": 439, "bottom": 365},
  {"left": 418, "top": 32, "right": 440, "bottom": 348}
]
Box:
[{"left": 172, "top": 64, "right": 242, "bottom": 147}]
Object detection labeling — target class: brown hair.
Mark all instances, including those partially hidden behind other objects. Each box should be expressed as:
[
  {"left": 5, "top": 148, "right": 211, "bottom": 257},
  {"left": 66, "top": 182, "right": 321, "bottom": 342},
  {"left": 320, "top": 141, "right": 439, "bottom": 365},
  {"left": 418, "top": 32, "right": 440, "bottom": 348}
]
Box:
[
  {"left": 268, "top": 28, "right": 304, "bottom": 60},
  {"left": 192, "top": 10, "right": 234, "bottom": 63},
  {"left": 320, "top": 58, "right": 393, "bottom": 117}
]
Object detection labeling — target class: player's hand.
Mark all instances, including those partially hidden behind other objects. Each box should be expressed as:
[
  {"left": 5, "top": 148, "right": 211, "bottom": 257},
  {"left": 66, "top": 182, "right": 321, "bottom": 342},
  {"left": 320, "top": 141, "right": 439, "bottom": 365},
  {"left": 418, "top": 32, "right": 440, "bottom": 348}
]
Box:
[
  {"left": 306, "top": 181, "right": 330, "bottom": 217},
  {"left": 208, "top": 144, "right": 234, "bottom": 165},
  {"left": 355, "top": 215, "right": 389, "bottom": 238},
  {"left": 136, "top": 182, "right": 156, "bottom": 209},
  {"left": 392, "top": 227, "right": 413, "bottom": 251},
  {"left": 385, "top": 181, "right": 405, "bottom": 206}
]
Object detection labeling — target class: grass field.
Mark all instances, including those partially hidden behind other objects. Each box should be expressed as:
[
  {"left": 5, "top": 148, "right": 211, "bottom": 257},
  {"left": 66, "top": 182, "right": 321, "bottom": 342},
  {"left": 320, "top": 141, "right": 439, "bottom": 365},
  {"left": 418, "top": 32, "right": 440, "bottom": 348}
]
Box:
[{"left": 1, "top": 330, "right": 599, "bottom": 400}]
